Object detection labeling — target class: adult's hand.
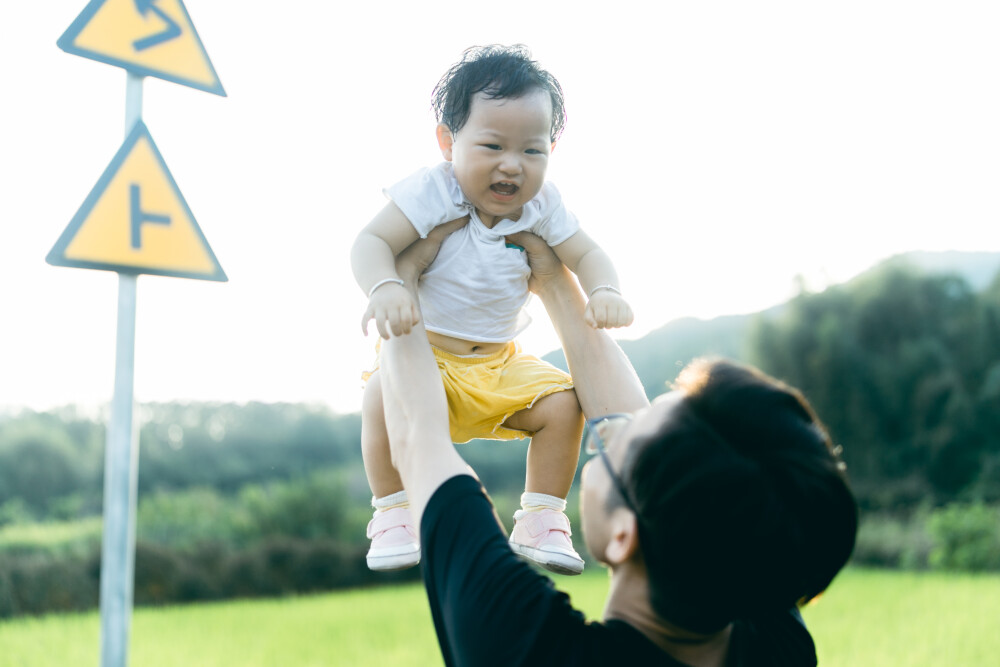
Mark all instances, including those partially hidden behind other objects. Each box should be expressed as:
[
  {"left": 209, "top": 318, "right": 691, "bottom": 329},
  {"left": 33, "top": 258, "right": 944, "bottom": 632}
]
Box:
[
  {"left": 505, "top": 231, "right": 568, "bottom": 295},
  {"left": 397, "top": 216, "right": 469, "bottom": 285},
  {"left": 508, "top": 231, "right": 649, "bottom": 418}
]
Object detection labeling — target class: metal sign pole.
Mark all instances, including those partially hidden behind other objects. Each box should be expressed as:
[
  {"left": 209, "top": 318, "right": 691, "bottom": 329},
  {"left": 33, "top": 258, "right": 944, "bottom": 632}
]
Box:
[{"left": 99, "top": 71, "right": 144, "bottom": 667}]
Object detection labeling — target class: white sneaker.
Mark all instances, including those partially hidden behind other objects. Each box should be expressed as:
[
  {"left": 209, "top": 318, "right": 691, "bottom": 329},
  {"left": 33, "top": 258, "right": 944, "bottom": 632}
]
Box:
[
  {"left": 509, "top": 509, "right": 584, "bottom": 575},
  {"left": 365, "top": 506, "right": 420, "bottom": 571}
]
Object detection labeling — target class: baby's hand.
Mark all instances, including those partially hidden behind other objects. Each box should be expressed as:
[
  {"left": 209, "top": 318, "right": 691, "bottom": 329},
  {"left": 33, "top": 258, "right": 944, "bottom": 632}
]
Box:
[
  {"left": 362, "top": 282, "right": 420, "bottom": 339},
  {"left": 585, "top": 289, "right": 634, "bottom": 329}
]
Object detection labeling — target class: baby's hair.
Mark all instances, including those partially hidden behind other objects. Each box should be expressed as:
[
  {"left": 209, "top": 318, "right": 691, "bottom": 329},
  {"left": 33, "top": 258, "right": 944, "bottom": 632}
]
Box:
[{"left": 432, "top": 44, "right": 566, "bottom": 143}]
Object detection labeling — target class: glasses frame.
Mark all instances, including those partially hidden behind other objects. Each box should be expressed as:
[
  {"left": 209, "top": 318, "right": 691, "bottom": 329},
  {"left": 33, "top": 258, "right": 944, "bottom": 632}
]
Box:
[{"left": 584, "top": 413, "right": 639, "bottom": 515}]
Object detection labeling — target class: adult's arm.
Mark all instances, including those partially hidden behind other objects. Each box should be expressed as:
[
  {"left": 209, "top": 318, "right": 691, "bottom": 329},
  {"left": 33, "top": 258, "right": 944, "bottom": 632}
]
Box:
[
  {"left": 377, "top": 232, "right": 474, "bottom": 530},
  {"left": 379, "top": 317, "right": 469, "bottom": 529},
  {"left": 508, "top": 231, "right": 650, "bottom": 417}
]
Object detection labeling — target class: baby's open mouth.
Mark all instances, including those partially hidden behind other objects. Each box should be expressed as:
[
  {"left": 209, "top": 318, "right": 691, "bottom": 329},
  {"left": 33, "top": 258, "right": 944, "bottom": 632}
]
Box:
[{"left": 490, "top": 182, "right": 519, "bottom": 196}]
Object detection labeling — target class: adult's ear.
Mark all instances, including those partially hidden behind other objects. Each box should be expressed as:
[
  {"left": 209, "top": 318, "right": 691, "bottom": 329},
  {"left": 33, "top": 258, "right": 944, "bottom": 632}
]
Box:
[
  {"left": 603, "top": 507, "right": 640, "bottom": 564},
  {"left": 436, "top": 124, "right": 454, "bottom": 161}
]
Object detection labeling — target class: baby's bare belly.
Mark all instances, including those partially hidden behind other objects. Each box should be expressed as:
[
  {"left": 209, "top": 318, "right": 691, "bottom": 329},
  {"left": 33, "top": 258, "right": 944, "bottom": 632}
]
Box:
[{"left": 426, "top": 331, "right": 507, "bottom": 356}]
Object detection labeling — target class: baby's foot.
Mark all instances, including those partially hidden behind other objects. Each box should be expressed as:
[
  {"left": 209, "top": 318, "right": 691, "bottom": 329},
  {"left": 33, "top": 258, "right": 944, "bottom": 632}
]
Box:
[
  {"left": 509, "top": 508, "right": 584, "bottom": 575},
  {"left": 366, "top": 506, "right": 420, "bottom": 571}
]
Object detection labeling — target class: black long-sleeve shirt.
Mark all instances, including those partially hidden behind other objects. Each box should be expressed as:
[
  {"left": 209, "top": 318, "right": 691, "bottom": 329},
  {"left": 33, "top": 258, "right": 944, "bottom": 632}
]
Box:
[{"left": 420, "top": 475, "right": 818, "bottom": 666}]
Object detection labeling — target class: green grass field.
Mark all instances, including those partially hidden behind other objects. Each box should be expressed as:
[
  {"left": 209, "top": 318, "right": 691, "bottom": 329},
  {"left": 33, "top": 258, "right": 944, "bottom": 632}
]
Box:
[{"left": 0, "top": 568, "right": 997, "bottom": 666}]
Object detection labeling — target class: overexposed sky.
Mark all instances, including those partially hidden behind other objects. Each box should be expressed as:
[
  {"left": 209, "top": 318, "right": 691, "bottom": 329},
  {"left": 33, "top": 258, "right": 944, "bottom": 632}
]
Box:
[{"left": 2, "top": 1, "right": 998, "bottom": 414}]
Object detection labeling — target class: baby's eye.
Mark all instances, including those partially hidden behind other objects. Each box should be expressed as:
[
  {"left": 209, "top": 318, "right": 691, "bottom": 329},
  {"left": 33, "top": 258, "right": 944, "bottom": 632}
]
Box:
[
  {"left": 482, "top": 144, "right": 502, "bottom": 150},
  {"left": 525, "top": 148, "right": 543, "bottom": 155}
]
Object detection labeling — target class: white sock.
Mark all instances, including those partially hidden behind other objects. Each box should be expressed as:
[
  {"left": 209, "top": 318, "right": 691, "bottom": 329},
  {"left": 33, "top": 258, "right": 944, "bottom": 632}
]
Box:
[
  {"left": 520, "top": 492, "right": 566, "bottom": 513},
  {"left": 373, "top": 490, "right": 409, "bottom": 514}
]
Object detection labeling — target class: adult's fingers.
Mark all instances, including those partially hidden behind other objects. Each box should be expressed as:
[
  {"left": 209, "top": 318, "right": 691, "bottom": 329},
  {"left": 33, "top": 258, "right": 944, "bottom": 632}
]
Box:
[
  {"left": 431, "top": 215, "right": 470, "bottom": 239},
  {"left": 505, "top": 230, "right": 548, "bottom": 253}
]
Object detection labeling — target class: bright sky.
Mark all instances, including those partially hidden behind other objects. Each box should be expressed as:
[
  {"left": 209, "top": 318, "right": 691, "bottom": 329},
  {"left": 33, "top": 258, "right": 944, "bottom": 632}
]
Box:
[{"left": 2, "top": 1, "right": 998, "bottom": 414}]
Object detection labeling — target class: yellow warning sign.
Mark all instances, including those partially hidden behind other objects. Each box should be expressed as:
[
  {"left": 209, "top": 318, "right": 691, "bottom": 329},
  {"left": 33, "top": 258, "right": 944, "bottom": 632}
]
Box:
[
  {"left": 47, "top": 121, "right": 227, "bottom": 281},
  {"left": 58, "top": 0, "right": 225, "bottom": 96}
]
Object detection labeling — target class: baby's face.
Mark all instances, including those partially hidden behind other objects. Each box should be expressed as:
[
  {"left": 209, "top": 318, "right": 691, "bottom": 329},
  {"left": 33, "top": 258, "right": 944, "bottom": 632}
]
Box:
[{"left": 442, "top": 88, "right": 553, "bottom": 228}]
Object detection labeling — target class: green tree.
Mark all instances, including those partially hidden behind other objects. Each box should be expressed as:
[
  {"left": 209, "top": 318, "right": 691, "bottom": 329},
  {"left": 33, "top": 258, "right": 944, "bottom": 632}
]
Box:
[
  {"left": 749, "top": 264, "right": 1000, "bottom": 508},
  {"left": 0, "top": 422, "right": 84, "bottom": 515}
]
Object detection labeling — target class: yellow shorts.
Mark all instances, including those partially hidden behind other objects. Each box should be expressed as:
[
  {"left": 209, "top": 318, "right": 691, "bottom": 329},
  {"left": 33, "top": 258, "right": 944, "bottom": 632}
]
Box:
[{"left": 364, "top": 341, "right": 573, "bottom": 444}]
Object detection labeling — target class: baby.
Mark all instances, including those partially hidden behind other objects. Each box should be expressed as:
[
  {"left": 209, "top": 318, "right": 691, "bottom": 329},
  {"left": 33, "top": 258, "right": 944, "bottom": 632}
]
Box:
[{"left": 351, "top": 45, "right": 632, "bottom": 576}]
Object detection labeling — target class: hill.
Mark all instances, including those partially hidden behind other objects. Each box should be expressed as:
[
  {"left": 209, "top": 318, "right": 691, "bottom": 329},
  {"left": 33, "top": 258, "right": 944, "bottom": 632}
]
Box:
[
  {"left": 545, "top": 250, "right": 1000, "bottom": 398},
  {"left": 886, "top": 250, "right": 1000, "bottom": 290}
]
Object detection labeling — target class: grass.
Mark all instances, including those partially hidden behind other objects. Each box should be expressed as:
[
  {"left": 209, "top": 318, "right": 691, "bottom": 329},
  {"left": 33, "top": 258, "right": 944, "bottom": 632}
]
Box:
[
  {"left": 800, "top": 569, "right": 1000, "bottom": 666},
  {"left": 0, "top": 568, "right": 998, "bottom": 666}
]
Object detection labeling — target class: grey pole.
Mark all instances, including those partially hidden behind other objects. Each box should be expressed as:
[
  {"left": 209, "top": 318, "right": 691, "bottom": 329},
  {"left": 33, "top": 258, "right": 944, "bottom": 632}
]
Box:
[{"left": 99, "top": 71, "right": 143, "bottom": 667}]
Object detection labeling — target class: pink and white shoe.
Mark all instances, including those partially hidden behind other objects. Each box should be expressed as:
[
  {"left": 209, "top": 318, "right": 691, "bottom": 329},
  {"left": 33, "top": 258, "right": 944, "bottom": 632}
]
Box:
[
  {"left": 509, "top": 509, "right": 584, "bottom": 575},
  {"left": 366, "top": 507, "right": 420, "bottom": 571}
]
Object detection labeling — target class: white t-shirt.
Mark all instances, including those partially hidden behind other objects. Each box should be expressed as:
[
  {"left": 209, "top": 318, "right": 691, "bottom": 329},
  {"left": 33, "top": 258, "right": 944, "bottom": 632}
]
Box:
[{"left": 386, "top": 162, "right": 580, "bottom": 343}]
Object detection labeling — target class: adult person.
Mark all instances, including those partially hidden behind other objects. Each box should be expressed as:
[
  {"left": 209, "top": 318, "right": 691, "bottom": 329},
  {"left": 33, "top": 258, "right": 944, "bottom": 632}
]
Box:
[{"left": 377, "top": 232, "right": 858, "bottom": 666}]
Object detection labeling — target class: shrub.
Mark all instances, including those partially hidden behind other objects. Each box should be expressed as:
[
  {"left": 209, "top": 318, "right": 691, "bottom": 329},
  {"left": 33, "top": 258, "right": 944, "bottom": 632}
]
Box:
[
  {"left": 0, "top": 499, "right": 33, "bottom": 527},
  {"left": 927, "top": 503, "right": 1000, "bottom": 572},
  {"left": 0, "top": 567, "right": 15, "bottom": 617},
  {"left": 0, "top": 517, "right": 102, "bottom": 559},
  {"left": 137, "top": 487, "right": 246, "bottom": 550},
  {"left": 851, "top": 511, "right": 933, "bottom": 569},
  {"left": 3, "top": 554, "right": 99, "bottom": 616},
  {"left": 133, "top": 542, "right": 188, "bottom": 605},
  {"left": 0, "top": 468, "right": 416, "bottom": 618},
  {"left": 217, "top": 538, "right": 413, "bottom": 599},
  {"left": 236, "top": 471, "right": 351, "bottom": 543},
  {"left": 135, "top": 470, "right": 358, "bottom": 551}
]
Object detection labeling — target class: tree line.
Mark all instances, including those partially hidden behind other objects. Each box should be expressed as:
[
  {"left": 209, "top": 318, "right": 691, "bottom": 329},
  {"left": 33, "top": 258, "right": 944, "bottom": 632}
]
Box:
[
  {"left": 1, "top": 259, "right": 999, "bottom": 616},
  {"left": 0, "top": 404, "right": 362, "bottom": 523}
]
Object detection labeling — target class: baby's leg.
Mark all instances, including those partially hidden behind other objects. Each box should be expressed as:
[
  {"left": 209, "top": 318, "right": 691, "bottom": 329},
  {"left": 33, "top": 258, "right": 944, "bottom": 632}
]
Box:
[
  {"left": 504, "top": 388, "right": 585, "bottom": 575},
  {"left": 361, "top": 370, "right": 404, "bottom": 497},
  {"left": 362, "top": 371, "right": 419, "bottom": 571},
  {"left": 504, "top": 388, "right": 584, "bottom": 498}
]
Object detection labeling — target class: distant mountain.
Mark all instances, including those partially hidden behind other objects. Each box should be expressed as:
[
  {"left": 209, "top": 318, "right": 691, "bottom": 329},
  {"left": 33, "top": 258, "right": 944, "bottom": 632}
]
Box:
[
  {"left": 544, "top": 250, "right": 1000, "bottom": 399},
  {"left": 876, "top": 250, "right": 1000, "bottom": 291},
  {"left": 544, "top": 313, "right": 757, "bottom": 398}
]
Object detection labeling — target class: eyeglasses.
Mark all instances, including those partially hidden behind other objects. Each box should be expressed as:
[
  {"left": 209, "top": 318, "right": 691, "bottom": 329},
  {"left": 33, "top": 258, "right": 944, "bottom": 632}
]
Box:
[{"left": 583, "top": 414, "right": 638, "bottom": 515}]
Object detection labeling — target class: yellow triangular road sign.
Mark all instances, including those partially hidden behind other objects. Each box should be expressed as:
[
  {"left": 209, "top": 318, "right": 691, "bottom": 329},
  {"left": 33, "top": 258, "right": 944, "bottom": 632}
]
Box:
[
  {"left": 58, "top": 0, "right": 225, "bottom": 96},
  {"left": 47, "top": 121, "right": 227, "bottom": 282}
]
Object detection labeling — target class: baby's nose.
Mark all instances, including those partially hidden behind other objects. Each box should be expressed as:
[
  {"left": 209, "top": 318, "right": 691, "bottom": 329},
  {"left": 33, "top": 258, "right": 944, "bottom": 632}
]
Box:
[{"left": 499, "top": 153, "right": 522, "bottom": 173}]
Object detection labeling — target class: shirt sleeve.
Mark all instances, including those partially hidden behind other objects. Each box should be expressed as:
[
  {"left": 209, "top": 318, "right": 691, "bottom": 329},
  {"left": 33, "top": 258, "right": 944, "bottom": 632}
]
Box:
[
  {"left": 384, "top": 164, "right": 469, "bottom": 238},
  {"left": 527, "top": 181, "right": 580, "bottom": 246},
  {"left": 420, "top": 475, "right": 573, "bottom": 666}
]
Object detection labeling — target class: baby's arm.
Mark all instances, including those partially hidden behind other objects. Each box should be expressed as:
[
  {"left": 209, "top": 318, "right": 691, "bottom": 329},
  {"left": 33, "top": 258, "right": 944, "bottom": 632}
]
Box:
[
  {"left": 551, "top": 231, "right": 634, "bottom": 329},
  {"left": 351, "top": 202, "right": 421, "bottom": 339}
]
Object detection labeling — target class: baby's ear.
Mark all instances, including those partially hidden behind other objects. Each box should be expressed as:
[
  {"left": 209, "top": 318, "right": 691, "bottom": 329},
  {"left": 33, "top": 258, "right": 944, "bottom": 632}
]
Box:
[
  {"left": 550, "top": 141, "right": 557, "bottom": 154},
  {"left": 436, "top": 124, "right": 455, "bottom": 161}
]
